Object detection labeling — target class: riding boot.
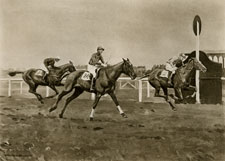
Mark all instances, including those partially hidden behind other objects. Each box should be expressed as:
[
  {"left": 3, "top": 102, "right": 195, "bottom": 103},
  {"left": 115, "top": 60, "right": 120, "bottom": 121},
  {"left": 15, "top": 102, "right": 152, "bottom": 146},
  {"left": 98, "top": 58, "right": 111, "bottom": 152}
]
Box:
[
  {"left": 167, "top": 73, "right": 173, "bottom": 86},
  {"left": 90, "top": 77, "right": 95, "bottom": 92}
]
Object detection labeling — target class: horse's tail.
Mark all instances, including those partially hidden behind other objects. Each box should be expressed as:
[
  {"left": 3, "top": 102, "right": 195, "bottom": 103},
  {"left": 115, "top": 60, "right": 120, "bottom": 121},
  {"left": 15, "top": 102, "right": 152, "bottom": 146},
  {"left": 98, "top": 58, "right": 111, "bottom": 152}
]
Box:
[{"left": 8, "top": 71, "right": 24, "bottom": 77}]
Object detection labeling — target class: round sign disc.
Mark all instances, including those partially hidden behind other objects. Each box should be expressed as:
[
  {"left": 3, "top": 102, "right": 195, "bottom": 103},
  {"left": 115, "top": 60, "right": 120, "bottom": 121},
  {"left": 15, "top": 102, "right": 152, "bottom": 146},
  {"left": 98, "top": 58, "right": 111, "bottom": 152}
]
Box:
[{"left": 193, "top": 15, "right": 202, "bottom": 36}]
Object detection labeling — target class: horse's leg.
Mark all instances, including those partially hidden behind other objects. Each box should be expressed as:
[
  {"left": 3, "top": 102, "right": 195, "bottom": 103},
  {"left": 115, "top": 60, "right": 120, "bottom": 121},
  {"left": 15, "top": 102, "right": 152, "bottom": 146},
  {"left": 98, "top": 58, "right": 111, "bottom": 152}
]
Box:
[
  {"left": 59, "top": 87, "right": 83, "bottom": 118},
  {"left": 184, "top": 85, "right": 196, "bottom": 98},
  {"left": 89, "top": 93, "right": 102, "bottom": 121},
  {"left": 49, "top": 88, "right": 73, "bottom": 112},
  {"left": 108, "top": 92, "right": 127, "bottom": 118},
  {"left": 174, "top": 87, "right": 184, "bottom": 103},
  {"left": 161, "top": 86, "right": 168, "bottom": 100},
  {"left": 46, "top": 85, "right": 59, "bottom": 98},
  {"left": 162, "top": 86, "right": 177, "bottom": 110},
  {"left": 150, "top": 80, "right": 167, "bottom": 99},
  {"left": 28, "top": 84, "right": 44, "bottom": 104},
  {"left": 149, "top": 80, "right": 160, "bottom": 97}
]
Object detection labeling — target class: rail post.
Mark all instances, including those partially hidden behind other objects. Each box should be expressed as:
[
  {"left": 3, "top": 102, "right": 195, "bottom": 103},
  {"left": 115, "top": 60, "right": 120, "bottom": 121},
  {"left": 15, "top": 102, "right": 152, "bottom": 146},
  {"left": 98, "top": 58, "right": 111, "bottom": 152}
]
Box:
[
  {"left": 8, "top": 79, "right": 12, "bottom": 97},
  {"left": 193, "top": 15, "right": 202, "bottom": 104},
  {"left": 20, "top": 81, "right": 23, "bottom": 94},
  {"left": 138, "top": 80, "right": 142, "bottom": 102},
  {"left": 46, "top": 86, "right": 50, "bottom": 97},
  {"left": 146, "top": 81, "right": 150, "bottom": 97},
  {"left": 195, "top": 19, "right": 200, "bottom": 103}
]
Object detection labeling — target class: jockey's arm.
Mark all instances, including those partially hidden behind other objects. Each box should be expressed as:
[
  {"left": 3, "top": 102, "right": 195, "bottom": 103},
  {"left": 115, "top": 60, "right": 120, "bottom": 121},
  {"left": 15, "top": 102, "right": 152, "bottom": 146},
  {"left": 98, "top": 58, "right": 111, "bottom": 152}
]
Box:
[
  {"left": 100, "top": 55, "right": 105, "bottom": 64},
  {"left": 166, "top": 58, "right": 174, "bottom": 66}
]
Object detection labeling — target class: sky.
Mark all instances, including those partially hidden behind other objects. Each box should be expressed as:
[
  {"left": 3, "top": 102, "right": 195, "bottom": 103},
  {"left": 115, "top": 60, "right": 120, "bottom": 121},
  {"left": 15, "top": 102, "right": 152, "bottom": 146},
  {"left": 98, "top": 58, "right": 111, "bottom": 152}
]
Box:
[{"left": 0, "top": 0, "right": 225, "bottom": 69}]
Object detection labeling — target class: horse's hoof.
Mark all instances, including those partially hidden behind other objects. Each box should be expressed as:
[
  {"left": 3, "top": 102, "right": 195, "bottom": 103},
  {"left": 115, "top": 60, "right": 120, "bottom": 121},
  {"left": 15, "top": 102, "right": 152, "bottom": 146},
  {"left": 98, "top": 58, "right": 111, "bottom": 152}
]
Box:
[
  {"left": 59, "top": 114, "right": 63, "bottom": 118},
  {"left": 90, "top": 117, "right": 94, "bottom": 121},
  {"left": 172, "top": 107, "right": 177, "bottom": 111},
  {"left": 121, "top": 113, "right": 128, "bottom": 118},
  {"left": 49, "top": 107, "right": 55, "bottom": 113}
]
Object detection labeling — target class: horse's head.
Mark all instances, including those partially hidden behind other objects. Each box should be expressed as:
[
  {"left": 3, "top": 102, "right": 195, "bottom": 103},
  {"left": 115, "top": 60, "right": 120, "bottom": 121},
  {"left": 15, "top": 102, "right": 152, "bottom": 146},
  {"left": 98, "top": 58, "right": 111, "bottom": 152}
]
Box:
[
  {"left": 189, "top": 58, "right": 207, "bottom": 73},
  {"left": 68, "top": 61, "right": 76, "bottom": 72},
  {"left": 122, "top": 58, "right": 137, "bottom": 80}
]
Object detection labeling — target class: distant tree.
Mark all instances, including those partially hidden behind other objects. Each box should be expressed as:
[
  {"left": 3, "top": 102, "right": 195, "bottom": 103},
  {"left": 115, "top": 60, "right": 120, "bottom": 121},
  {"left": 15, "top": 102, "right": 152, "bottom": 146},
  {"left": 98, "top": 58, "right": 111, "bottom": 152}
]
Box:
[{"left": 144, "top": 64, "right": 165, "bottom": 75}]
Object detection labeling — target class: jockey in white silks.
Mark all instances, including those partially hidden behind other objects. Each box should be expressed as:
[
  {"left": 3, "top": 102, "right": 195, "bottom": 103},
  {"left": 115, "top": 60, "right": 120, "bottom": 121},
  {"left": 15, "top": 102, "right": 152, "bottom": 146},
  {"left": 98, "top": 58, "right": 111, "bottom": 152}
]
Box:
[
  {"left": 165, "top": 53, "right": 187, "bottom": 85},
  {"left": 88, "top": 46, "right": 107, "bottom": 91}
]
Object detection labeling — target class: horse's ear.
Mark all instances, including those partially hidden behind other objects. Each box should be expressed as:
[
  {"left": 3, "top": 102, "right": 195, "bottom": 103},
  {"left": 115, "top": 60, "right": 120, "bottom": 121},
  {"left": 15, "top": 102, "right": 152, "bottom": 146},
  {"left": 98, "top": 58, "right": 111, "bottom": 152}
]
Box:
[
  {"left": 122, "top": 58, "right": 126, "bottom": 62},
  {"left": 127, "top": 58, "right": 130, "bottom": 61},
  {"left": 69, "top": 61, "right": 73, "bottom": 64}
]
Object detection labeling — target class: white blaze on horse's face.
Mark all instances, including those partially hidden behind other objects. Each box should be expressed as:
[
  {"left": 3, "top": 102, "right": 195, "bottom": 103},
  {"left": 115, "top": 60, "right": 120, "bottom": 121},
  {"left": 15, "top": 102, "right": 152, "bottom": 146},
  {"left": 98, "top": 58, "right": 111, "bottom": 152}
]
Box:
[{"left": 123, "top": 58, "right": 137, "bottom": 80}]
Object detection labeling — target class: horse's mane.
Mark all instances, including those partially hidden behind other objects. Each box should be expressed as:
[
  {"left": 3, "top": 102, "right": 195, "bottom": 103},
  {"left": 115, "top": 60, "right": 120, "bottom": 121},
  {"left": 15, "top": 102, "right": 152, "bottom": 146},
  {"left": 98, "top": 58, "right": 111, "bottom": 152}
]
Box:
[
  {"left": 145, "top": 64, "right": 166, "bottom": 75},
  {"left": 57, "top": 62, "right": 74, "bottom": 68}
]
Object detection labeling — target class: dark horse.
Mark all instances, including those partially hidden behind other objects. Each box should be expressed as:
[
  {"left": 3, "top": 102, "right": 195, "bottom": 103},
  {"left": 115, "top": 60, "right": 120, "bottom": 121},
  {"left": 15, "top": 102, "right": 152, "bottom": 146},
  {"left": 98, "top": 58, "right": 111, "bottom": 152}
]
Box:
[
  {"left": 141, "top": 58, "right": 207, "bottom": 109},
  {"left": 49, "top": 58, "right": 137, "bottom": 120},
  {"left": 8, "top": 61, "right": 76, "bottom": 103}
]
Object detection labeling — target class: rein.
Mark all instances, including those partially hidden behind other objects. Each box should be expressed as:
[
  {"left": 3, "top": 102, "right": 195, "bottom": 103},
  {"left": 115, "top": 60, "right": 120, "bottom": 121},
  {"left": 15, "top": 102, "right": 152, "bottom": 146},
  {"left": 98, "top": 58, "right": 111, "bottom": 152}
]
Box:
[{"left": 49, "top": 64, "right": 73, "bottom": 79}]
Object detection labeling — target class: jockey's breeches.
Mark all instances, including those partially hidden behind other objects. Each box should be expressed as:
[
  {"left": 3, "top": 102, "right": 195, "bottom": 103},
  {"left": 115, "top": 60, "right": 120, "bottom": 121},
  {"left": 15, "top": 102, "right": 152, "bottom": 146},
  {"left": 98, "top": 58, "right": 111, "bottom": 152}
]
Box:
[{"left": 88, "top": 65, "right": 97, "bottom": 77}]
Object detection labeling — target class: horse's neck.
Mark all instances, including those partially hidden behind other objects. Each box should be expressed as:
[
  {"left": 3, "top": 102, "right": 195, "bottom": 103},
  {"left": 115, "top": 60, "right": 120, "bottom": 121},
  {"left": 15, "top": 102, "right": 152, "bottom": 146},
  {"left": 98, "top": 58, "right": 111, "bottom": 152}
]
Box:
[
  {"left": 105, "top": 62, "right": 123, "bottom": 82},
  {"left": 178, "top": 61, "right": 194, "bottom": 80},
  {"left": 51, "top": 64, "right": 70, "bottom": 76}
]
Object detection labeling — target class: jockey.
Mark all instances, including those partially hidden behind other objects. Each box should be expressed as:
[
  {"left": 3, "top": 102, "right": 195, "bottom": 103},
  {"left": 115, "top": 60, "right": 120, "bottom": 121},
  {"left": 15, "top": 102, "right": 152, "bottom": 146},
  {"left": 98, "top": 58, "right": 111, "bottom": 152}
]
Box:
[
  {"left": 44, "top": 56, "right": 60, "bottom": 72},
  {"left": 166, "top": 53, "right": 187, "bottom": 85},
  {"left": 43, "top": 56, "right": 60, "bottom": 79},
  {"left": 88, "top": 46, "right": 106, "bottom": 91}
]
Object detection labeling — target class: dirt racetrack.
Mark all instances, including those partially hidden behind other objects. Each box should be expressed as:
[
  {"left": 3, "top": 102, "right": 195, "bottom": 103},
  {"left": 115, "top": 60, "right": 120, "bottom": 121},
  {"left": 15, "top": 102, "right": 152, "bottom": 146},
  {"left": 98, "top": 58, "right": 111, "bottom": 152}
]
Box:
[{"left": 0, "top": 96, "right": 224, "bottom": 161}]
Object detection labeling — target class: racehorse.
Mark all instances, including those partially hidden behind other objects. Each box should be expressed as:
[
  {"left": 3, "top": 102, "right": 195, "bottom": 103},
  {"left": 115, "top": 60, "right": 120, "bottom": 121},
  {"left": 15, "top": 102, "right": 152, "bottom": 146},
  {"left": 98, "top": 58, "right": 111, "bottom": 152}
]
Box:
[
  {"left": 49, "top": 58, "right": 137, "bottom": 120},
  {"left": 141, "top": 57, "right": 207, "bottom": 109},
  {"left": 8, "top": 61, "right": 76, "bottom": 103}
]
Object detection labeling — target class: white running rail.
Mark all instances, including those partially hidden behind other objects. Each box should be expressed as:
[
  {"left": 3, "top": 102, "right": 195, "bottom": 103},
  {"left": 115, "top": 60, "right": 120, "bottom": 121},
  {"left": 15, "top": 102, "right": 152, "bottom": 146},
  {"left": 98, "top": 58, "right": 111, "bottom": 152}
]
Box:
[{"left": 0, "top": 77, "right": 152, "bottom": 102}]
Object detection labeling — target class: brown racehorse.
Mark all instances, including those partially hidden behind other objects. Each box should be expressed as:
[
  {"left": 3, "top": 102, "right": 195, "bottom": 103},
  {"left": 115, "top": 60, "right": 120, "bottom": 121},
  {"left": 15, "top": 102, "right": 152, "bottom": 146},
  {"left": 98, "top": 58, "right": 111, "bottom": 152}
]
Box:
[
  {"left": 49, "top": 58, "right": 137, "bottom": 120},
  {"left": 141, "top": 58, "right": 207, "bottom": 109},
  {"left": 8, "top": 61, "right": 76, "bottom": 103}
]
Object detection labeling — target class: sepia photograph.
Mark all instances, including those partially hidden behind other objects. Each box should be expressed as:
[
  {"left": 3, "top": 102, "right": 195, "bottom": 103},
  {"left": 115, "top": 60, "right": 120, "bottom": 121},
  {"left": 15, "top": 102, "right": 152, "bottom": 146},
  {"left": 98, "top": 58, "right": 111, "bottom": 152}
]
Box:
[{"left": 0, "top": 0, "right": 224, "bottom": 161}]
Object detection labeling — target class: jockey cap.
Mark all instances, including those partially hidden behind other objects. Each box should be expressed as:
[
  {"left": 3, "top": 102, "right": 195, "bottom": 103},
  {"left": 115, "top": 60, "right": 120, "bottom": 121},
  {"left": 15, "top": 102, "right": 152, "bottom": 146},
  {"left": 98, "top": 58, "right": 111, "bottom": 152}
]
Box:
[
  {"left": 97, "top": 46, "right": 104, "bottom": 51},
  {"left": 179, "top": 53, "right": 186, "bottom": 60}
]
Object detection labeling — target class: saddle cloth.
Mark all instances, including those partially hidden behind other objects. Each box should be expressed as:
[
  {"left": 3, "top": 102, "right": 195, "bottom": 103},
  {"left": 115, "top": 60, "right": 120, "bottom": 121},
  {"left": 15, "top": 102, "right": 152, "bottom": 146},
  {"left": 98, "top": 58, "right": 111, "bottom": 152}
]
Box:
[
  {"left": 81, "top": 67, "right": 102, "bottom": 81},
  {"left": 35, "top": 70, "right": 46, "bottom": 77},
  {"left": 159, "top": 70, "right": 169, "bottom": 78},
  {"left": 81, "top": 71, "right": 92, "bottom": 81}
]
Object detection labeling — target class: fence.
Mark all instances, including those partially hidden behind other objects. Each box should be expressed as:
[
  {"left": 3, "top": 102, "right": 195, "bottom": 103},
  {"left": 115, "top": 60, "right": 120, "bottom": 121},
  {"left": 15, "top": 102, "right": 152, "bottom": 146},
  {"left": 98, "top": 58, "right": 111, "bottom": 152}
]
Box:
[{"left": 0, "top": 77, "right": 151, "bottom": 102}]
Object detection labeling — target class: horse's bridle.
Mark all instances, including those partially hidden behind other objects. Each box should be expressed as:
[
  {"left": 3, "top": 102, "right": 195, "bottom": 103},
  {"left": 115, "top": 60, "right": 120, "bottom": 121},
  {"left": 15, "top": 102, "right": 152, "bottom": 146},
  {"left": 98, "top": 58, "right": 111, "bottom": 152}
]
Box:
[{"left": 122, "top": 61, "right": 134, "bottom": 79}]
